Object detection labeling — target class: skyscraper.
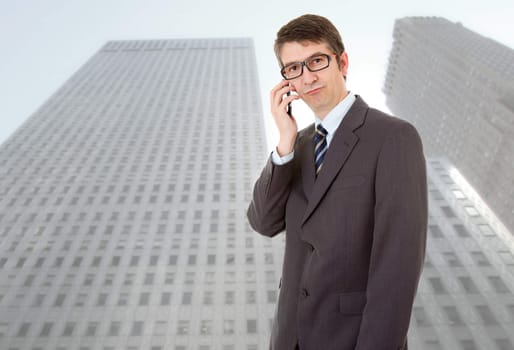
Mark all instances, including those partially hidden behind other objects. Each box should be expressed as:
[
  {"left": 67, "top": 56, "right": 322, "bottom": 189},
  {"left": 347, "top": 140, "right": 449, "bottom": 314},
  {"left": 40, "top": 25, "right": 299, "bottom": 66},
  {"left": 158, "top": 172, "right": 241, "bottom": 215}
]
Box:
[
  {"left": 0, "top": 38, "right": 283, "bottom": 350},
  {"left": 383, "top": 17, "right": 514, "bottom": 234},
  {"left": 408, "top": 157, "right": 514, "bottom": 349}
]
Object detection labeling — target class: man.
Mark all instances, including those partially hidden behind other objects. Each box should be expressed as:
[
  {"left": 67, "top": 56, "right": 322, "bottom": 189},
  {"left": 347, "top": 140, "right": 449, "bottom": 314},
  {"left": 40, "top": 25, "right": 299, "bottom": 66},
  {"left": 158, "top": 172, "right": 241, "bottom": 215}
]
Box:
[{"left": 247, "top": 14, "right": 427, "bottom": 350}]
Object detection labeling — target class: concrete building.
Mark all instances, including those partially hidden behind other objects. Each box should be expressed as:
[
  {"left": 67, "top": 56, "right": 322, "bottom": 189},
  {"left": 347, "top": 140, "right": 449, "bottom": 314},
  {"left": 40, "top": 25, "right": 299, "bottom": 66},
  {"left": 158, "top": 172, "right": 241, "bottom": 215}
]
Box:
[
  {"left": 408, "top": 157, "right": 514, "bottom": 349},
  {"left": 0, "top": 38, "right": 283, "bottom": 350},
  {"left": 383, "top": 16, "right": 514, "bottom": 234}
]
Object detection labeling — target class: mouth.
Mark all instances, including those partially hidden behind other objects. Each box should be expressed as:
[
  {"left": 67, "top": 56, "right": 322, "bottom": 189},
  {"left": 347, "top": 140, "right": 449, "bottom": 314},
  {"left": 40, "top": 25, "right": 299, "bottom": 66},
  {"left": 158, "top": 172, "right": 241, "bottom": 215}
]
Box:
[{"left": 304, "top": 86, "right": 323, "bottom": 95}]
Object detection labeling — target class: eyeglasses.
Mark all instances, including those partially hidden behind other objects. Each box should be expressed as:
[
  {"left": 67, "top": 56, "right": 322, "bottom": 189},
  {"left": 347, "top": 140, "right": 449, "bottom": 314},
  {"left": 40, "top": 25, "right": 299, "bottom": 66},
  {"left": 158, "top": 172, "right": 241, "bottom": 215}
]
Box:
[{"left": 280, "top": 53, "right": 332, "bottom": 80}]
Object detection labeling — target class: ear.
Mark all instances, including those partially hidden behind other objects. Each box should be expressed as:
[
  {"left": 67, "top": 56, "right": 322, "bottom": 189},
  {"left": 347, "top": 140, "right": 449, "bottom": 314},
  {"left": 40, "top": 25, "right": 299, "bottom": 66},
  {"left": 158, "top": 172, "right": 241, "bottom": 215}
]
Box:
[{"left": 339, "top": 52, "right": 349, "bottom": 77}]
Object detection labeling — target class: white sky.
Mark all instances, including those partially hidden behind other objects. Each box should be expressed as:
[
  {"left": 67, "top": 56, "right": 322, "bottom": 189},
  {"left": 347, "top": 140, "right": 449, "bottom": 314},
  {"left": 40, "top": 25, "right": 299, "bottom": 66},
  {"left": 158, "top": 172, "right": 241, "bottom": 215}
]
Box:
[{"left": 1, "top": 0, "right": 513, "bottom": 149}]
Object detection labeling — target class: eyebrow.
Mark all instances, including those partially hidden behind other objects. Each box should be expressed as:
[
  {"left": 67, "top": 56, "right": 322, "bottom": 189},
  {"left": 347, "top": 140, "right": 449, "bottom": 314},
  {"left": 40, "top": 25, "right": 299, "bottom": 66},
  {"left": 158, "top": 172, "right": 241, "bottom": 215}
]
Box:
[{"left": 282, "top": 52, "right": 328, "bottom": 68}]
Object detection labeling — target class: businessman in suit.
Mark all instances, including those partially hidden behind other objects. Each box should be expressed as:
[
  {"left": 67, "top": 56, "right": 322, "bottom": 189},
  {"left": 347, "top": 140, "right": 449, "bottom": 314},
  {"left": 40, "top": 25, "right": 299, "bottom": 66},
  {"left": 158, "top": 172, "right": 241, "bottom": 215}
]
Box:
[{"left": 247, "top": 14, "right": 427, "bottom": 350}]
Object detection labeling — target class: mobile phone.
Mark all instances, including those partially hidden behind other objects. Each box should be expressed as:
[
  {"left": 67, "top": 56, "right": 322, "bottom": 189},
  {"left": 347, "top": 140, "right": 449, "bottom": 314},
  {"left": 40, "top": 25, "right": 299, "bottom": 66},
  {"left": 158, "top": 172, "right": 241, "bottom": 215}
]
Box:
[{"left": 286, "top": 91, "right": 292, "bottom": 116}]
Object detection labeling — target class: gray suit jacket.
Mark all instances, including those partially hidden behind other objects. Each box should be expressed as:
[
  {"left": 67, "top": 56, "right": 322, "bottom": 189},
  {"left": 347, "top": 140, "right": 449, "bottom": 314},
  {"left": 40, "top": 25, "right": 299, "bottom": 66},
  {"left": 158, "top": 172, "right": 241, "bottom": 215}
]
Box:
[{"left": 247, "top": 96, "right": 427, "bottom": 350}]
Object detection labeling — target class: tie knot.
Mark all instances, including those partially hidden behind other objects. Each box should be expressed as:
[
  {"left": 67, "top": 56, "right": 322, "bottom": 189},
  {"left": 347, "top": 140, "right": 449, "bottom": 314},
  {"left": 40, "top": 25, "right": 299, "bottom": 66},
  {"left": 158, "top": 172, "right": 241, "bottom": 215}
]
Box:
[
  {"left": 316, "top": 124, "right": 328, "bottom": 137},
  {"left": 314, "top": 124, "right": 328, "bottom": 143}
]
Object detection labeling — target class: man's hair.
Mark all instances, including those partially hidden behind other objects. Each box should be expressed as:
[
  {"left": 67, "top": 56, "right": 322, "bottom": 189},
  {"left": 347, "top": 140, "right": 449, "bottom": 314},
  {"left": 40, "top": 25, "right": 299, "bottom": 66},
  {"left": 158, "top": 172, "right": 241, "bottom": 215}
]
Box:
[{"left": 274, "top": 14, "right": 345, "bottom": 68}]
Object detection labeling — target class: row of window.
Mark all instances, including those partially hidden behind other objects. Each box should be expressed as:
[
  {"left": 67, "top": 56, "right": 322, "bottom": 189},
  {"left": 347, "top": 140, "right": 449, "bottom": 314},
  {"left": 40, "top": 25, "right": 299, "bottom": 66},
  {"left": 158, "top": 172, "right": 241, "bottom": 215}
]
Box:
[
  {"left": 4, "top": 289, "right": 278, "bottom": 309},
  {"left": 423, "top": 275, "right": 511, "bottom": 294},
  {"left": 2, "top": 252, "right": 275, "bottom": 270},
  {"left": 414, "top": 303, "right": 514, "bottom": 327},
  {"left": 7, "top": 318, "right": 264, "bottom": 338}
]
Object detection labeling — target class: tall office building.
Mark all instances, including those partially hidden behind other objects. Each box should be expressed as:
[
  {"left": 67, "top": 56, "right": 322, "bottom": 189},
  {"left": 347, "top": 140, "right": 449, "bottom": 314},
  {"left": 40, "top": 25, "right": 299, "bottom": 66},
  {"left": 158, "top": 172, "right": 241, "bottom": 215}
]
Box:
[
  {"left": 0, "top": 39, "right": 283, "bottom": 350},
  {"left": 408, "top": 157, "right": 514, "bottom": 350},
  {"left": 383, "top": 17, "right": 514, "bottom": 234}
]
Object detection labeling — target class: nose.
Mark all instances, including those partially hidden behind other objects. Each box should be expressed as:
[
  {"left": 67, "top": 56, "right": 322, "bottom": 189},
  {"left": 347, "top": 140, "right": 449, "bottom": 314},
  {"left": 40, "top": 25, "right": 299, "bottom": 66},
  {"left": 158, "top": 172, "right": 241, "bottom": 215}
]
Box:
[{"left": 302, "top": 68, "right": 318, "bottom": 85}]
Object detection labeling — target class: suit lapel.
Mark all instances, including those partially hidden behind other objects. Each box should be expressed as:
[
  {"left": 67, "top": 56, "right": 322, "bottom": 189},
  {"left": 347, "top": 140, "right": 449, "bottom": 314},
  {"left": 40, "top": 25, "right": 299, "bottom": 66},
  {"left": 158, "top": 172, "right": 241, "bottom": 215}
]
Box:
[
  {"left": 299, "top": 125, "right": 316, "bottom": 197},
  {"left": 301, "top": 96, "right": 368, "bottom": 226}
]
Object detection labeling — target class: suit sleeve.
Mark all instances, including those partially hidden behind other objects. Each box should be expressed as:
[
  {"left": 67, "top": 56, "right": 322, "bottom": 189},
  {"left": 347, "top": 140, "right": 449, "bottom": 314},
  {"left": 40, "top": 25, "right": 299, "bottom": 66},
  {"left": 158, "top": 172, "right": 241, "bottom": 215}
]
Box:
[
  {"left": 247, "top": 154, "right": 295, "bottom": 237},
  {"left": 355, "top": 122, "right": 428, "bottom": 350}
]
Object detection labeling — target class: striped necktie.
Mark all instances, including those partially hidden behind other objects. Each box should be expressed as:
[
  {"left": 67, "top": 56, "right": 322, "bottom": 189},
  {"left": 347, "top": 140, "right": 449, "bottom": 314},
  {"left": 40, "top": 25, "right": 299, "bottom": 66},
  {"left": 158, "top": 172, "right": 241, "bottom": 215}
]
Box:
[{"left": 314, "top": 124, "right": 328, "bottom": 176}]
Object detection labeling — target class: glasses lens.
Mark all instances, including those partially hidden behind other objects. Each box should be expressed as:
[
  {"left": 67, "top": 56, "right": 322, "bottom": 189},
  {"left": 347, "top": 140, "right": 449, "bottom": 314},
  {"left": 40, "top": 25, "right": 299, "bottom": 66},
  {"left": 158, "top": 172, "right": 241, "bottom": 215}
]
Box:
[
  {"left": 282, "top": 63, "right": 302, "bottom": 79},
  {"left": 306, "top": 55, "right": 329, "bottom": 72}
]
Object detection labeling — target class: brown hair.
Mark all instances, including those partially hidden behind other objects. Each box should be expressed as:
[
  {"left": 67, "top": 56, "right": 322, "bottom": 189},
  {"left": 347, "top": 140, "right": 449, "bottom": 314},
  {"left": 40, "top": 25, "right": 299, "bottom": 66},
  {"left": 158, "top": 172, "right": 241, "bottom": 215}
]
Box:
[{"left": 274, "top": 14, "right": 345, "bottom": 68}]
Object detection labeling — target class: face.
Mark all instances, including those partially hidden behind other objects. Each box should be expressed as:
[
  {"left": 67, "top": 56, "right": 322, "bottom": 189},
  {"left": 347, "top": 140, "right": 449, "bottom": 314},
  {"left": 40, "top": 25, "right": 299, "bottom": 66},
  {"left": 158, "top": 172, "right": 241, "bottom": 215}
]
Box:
[{"left": 280, "top": 41, "right": 348, "bottom": 118}]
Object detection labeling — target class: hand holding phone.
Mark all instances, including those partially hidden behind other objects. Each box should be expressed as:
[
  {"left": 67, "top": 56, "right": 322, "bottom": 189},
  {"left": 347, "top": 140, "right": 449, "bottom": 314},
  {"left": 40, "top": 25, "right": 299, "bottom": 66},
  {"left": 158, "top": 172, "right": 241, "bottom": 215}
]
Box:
[{"left": 286, "top": 91, "right": 292, "bottom": 116}]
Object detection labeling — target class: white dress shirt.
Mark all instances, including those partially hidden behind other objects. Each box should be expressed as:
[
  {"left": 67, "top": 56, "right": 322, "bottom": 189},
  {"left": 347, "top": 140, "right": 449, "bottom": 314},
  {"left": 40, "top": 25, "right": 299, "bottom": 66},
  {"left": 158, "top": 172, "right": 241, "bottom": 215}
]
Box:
[{"left": 271, "top": 92, "right": 356, "bottom": 165}]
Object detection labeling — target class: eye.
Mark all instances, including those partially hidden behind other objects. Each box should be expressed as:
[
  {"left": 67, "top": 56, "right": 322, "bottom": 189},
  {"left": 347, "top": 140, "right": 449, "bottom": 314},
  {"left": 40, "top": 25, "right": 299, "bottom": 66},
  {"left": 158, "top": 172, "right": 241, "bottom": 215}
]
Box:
[
  {"left": 309, "top": 55, "right": 326, "bottom": 67},
  {"left": 285, "top": 63, "right": 300, "bottom": 73}
]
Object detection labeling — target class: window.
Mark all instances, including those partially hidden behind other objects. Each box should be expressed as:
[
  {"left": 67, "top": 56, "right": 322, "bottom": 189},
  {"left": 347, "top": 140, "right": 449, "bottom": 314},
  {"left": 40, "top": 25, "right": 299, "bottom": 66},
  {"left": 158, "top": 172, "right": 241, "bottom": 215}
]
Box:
[
  {"left": 117, "top": 293, "right": 129, "bottom": 306},
  {"left": 442, "top": 251, "right": 462, "bottom": 267},
  {"left": 458, "top": 277, "right": 479, "bottom": 294},
  {"left": 54, "top": 294, "right": 66, "bottom": 307},
  {"left": 412, "top": 306, "right": 431, "bottom": 327},
  {"left": 207, "top": 254, "right": 216, "bottom": 265},
  {"left": 470, "top": 251, "right": 490, "bottom": 266},
  {"left": 161, "top": 292, "right": 171, "bottom": 306},
  {"left": 488, "top": 276, "right": 510, "bottom": 293},
  {"left": 188, "top": 255, "right": 197, "bottom": 265},
  {"left": 17, "top": 322, "right": 31, "bottom": 337},
  {"left": 246, "top": 290, "right": 256, "bottom": 304},
  {"left": 177, "top": 320, "right": 189, "bottom": 335},
  {"left": 203, "top": 291, "right": 213, "bottom": 305},
  {"left": 169, "top": 255, "right": 178, "bottom": 265},
  {"left": 144, "top": 273, "right": 155, "bottom": 285},
  {"left": 441, "top": 206, "right": 456, "bottom": 218},
  {"left": 130, "top": 256, "right": 140, "bottom": 266},
  {"left": 459, "top": 339, "right": 478, "bottom": 350},
  {"left": 453, "top": 224, "right": 470, "bottom": 237},
  {"left": 108, "top": 321, "right": 120, "bottom": 336},
  {"left": 182, "top": 292, "right": 192, "bottom": 305},
  {"left": 150, "top": 255, "right": 159, "bottom": 266},
  {"left": 428, "top": 225, "right": 444, "bottom": 238},
  {"left": 223, "top": 319, "right": 234, "bottom": 335},
  {"left": 495, "top": 338, "right": 514, "bottom": 350},
  {"left": 200, "top": 320, "right": 212, "bottom": 335},
  {"left": 246, "top": 319, "right": 257, "bottom": 334},
  {"left": 442, "top": 306, "right": 464, "bottom": 326},
  {"left": 139, "top": 293, "right": 150, "bottom": 306},
  {"left": 475, "top": 305, "right": 498, "bottom": 325},
  {"left": 499, "top": 251, "right": 514, "bottom": 265},
  {"left": 225, "top": 291, "right": 235, "bottom": 305},
  {"left": 85, "top": 322, "right": 98, "bottom": 336},
  {"left": 165, "top": 273, "right": 175, "bottom": 285},
  {"left": 131, "top": 321, "right": 143, "bottom": 336},
  {"left": 97, "top": 293, "right": 108, "bottom": 306},
  {"left": 39, "top": 322, "right": 53, "bottom": 337},
  {"left": 429, "top": 277, "right": 448, "bottom": 294},
  {"left": 267, "top": 290, "right": 277, "bottom": 303},
  {"left": 62, "top": 322, "right": 76, "bottom": 336},
  {"left": 153, "top": 321, "right": 167, "bottom": 336}
]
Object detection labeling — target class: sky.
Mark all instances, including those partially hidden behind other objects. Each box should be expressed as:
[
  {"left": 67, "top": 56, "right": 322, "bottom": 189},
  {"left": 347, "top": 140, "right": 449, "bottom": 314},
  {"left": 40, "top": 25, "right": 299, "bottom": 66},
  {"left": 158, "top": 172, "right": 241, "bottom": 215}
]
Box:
[{"left": 1, "top": 0, "right": 513, "bottom": 149}]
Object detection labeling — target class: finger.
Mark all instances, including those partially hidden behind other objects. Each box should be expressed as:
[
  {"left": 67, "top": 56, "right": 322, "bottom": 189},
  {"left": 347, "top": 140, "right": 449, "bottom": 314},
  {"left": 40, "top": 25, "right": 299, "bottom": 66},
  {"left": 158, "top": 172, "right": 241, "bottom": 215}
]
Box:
[
  {"left": 279, "top": 94, "right": 299, "bottom": 111},
  {"left": 270, "top": 81, "right": 293, "bottom": 101},
  {"left": 271, "top": 85, "right": 296, "bottom": 112}
]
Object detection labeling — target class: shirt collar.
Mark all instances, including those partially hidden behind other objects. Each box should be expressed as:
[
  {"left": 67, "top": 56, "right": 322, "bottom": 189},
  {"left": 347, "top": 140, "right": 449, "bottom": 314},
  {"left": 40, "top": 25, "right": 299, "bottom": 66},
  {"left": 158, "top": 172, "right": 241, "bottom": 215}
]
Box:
[{"left": 315, "top": 92, "right": 356, "bottom": 136}]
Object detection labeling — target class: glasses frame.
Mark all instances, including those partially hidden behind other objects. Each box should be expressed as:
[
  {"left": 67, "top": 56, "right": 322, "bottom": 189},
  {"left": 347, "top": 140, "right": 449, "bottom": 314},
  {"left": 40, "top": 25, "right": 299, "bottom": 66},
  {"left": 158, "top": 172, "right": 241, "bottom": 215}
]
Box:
[{"left": 280, "top": 53, "right": 333, "bottom": 80}]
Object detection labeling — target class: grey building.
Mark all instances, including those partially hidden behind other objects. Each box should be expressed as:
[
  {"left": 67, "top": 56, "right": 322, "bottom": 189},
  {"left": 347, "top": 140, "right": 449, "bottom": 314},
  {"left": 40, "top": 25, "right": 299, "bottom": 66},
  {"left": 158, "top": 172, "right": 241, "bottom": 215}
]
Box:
[
  {"left": 383, "top": 17, "right": 514, "bottom": 234},
  {"left": 0, "top": 38, "right": 283, "bottom": 350},
  {"left": 408, "top": 157, "right": 514, "bottom": 349}
]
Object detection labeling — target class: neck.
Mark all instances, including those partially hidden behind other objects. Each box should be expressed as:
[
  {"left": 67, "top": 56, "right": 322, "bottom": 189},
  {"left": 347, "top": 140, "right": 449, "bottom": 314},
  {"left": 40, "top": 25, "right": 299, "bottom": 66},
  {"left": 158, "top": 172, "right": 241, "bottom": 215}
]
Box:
[{"left": 316, "top": 90, "right": 349, "bottom": 120}]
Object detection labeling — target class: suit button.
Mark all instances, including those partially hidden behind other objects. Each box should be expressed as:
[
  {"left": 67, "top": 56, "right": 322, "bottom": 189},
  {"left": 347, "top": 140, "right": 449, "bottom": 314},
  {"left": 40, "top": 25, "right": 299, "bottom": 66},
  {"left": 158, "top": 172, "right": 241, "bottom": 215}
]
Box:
[{"left": 300, "top": 289, "right": 309, "bottom": 298}]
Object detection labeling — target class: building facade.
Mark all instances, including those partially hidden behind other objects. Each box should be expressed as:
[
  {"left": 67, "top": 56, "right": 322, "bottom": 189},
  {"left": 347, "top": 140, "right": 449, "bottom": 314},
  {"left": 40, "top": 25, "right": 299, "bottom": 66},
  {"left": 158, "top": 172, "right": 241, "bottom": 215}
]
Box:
[
  {"left": 0, "top": 38, "right": 283, "bottom": 350},
  {"left": 408, "top": 157, "right": 514, "bottom": 349},
  {"left": 383, "top": 17, "right": 514, "bottom": 234}
]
